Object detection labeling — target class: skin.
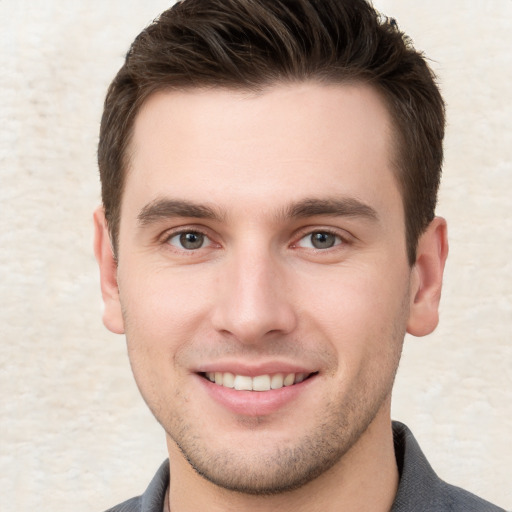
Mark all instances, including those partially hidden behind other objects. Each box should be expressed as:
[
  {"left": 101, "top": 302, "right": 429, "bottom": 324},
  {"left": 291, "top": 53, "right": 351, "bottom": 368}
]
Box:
[{"left": 94, "top": 83, "right": 448, "bottom": 512}]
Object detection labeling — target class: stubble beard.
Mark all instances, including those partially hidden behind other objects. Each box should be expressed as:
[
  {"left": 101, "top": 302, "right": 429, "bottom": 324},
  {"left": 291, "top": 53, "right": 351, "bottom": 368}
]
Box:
[
  {"left": 167, "top": 388, "right": 395, "bottom": 496},
  {"left": 125, "top": 295, "right": 408, "bottom": 496},
  {"left": 161, "top": 336, "right": 404, "bottom": 495}
]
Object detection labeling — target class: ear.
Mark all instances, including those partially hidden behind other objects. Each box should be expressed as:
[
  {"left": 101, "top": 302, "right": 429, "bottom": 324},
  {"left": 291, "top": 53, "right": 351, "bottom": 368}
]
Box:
[
  {"left": 93, "top": 207, "right": 125, "bottom": 334},
  {"left": 407, "top": 217, "right": 449, "bottom": 337}
]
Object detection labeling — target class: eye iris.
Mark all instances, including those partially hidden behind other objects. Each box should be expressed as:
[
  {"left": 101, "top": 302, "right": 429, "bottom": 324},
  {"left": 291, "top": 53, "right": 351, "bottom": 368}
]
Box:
[
  {"left": 311, "top": 232, "right": 336, "bottom": 249},
  {"left": 180, "top": 232, "right": 204, "bottom": 250}
]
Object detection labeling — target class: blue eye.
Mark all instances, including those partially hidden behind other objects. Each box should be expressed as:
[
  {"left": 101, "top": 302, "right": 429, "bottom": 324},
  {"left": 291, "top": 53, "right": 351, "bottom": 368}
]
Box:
[
  {"left": 298, "top": 231, "right": 342, "bottom": 249},
  {"left": 168, "top": 231, "right": 210, "bottom": 250}
]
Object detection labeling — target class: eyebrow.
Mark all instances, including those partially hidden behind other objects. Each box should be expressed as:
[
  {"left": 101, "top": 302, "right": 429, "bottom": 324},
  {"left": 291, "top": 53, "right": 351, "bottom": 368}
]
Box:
[
  {"left": 282, "top": 197, "right": 379, "bottom": 222},
  {"left": 137, "top": 198, "right": 224, "bottom": 226},
  {"left": 137, "top": 196, "right": 378, "bottom": 227}
]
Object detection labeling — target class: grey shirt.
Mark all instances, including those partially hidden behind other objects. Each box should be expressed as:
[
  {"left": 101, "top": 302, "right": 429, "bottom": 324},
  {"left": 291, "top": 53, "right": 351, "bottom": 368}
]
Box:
[{"left": 104, "top": 422, "right": 506, "bottom": 512}]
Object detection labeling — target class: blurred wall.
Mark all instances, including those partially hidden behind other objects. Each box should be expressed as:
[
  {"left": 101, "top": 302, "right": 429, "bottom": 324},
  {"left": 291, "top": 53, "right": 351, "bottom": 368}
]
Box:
[{"left": 0, "top": 1, "right": 510, "bottom": 510}]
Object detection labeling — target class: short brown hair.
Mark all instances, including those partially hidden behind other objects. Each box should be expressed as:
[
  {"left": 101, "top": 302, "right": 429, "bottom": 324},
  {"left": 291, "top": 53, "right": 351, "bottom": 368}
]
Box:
[{"left": 98, "top": 0, "right": 445, "bottom": 264}]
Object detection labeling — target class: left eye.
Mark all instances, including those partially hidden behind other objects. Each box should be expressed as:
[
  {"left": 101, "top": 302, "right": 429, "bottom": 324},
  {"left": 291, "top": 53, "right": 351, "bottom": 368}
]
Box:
[
  {"left": 296, "top": 231, "right": 342, "bottom": 250},
  {"left": 167, "top": 231, "right": 211, "bottom": 250}
]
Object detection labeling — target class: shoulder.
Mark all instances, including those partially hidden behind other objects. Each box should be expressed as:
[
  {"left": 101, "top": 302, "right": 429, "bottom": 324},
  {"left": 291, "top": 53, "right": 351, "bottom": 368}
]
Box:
[
  {"left": 433, "top": 479, "right": 507, "bottom": 512},
  {"left": 101, "top": 460, "right": 169, "bottom": 512},
  {"left": 104, "top": 496, "right": 141, "bottom": 512},
  {"left": 392, "top": 422, "right": 506, "bottom": 512}
]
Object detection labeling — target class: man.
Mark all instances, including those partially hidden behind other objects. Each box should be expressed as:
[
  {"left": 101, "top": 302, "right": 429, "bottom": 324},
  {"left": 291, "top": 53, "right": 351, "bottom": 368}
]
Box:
[{"left": 93, "top": 1, "right": 505, "bottom": 510}]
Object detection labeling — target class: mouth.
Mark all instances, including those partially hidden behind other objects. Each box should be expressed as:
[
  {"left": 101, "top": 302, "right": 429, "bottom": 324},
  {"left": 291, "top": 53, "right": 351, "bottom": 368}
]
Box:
[{"left": 200, "top": 371, "right": 317, "bottom": 391}]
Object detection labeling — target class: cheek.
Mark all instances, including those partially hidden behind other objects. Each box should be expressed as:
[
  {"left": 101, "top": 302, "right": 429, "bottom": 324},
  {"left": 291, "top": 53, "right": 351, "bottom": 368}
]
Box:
[
  {"left": 119, "top": 263, "right": 215, "bottom": 338},
  {"left": 117, "top": 266, "right": 217, "bottom": 395},
  {"left": 297, "top": 264, "right": 410, "bottom": 355}
]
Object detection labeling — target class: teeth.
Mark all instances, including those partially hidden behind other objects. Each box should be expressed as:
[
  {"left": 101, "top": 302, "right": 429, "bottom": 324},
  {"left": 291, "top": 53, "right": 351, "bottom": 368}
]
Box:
[
  {"left": 234, "top": 375, "right": 253, "bottom": 390},
  {"left": 270, "top": 374, "right": 284, "bottom": 389},
  {"left": 222, "top": 372, "right": 235, "bottom": 388},
  {"left": 283, "top": 373, "right": 295, "bottom": 386},
  {"left": 252, "top": 375, "right": 271, "bottom": 391},
  {"left": 204, "top": 371, "right": 309, "bottom": 391}
]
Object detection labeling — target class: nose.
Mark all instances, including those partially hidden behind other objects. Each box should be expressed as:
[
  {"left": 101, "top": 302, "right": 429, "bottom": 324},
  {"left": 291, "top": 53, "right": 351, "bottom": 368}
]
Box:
[{"left": 211, "top": 246, "right": 298, "bottom": 344}]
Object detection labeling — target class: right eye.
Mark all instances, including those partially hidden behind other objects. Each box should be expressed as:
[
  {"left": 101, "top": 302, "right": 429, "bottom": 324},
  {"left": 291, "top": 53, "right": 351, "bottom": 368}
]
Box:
[
  {"left": 295, "top": 231, "right": 343, "bottom": 250},
  {"left": 166, "top": 231, "right": 212, "bottom": 250}
]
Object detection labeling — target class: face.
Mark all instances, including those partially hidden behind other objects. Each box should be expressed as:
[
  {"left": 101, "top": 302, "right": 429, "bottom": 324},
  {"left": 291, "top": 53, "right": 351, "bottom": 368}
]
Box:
[{"left": 95, "top": 83, "right": 444, "bottom": 494}]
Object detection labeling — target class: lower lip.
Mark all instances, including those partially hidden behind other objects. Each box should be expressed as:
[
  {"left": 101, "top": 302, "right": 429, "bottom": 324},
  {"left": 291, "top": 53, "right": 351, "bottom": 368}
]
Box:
[{"left": 197, "top": 374, "right": 316, "bottom": 417}]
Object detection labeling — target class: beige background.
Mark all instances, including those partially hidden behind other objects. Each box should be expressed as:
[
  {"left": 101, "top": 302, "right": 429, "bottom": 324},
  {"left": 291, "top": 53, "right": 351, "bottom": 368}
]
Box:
[{"left": 1, "top": 1, "right": 510, "bottom": 510}]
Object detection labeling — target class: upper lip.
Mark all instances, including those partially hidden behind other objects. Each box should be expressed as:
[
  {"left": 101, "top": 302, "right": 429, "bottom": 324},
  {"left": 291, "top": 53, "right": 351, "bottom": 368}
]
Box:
[{"left": 195, "top": 361, "right": 317, "bottom": 377}]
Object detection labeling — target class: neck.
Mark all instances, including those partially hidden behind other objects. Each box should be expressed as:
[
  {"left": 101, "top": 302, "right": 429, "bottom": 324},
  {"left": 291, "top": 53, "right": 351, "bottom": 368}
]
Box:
[{"left": 165, "top": 412, "right": 399, "bottom": 512}]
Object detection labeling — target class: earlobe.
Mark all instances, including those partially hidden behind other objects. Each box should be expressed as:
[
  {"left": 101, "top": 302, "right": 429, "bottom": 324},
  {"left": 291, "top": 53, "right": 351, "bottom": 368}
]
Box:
[
  {"left": 93, "top": 207, "right": 125, "bottom": 334},
  {"left": 406, "top": 217, "right": 449, "bottom": 337}
]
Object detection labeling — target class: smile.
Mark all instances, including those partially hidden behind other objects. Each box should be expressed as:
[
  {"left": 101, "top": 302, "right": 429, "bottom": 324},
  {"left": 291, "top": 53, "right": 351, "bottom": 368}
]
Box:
[{"left": 202, "top": 372, "right": 314, "bottom": 391}]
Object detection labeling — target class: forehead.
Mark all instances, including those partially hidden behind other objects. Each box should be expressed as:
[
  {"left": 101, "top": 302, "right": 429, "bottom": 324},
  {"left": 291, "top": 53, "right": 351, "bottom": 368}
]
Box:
[{"left": 124, "top": 82, "right": 400, "bottom": 220}]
